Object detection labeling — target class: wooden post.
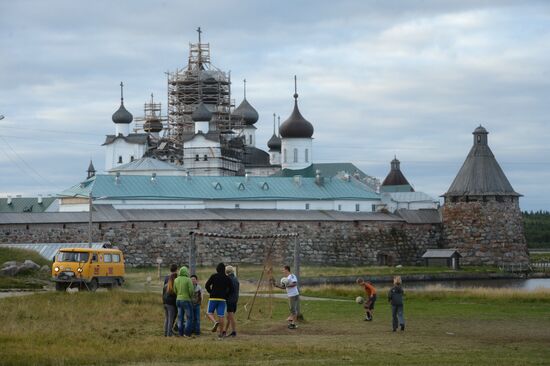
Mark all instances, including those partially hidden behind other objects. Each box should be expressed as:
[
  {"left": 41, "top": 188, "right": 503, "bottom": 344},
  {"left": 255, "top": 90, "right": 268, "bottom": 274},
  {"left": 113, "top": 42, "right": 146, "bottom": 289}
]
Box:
[
  {"left": 189, "top": 232, "right": 196, "bottom": 275},
  {"left": 88, "top": 193, "right": 93, "bottom": 248},
  {"left": 293, "top": 236, "right": 300, "bottom": 281}
]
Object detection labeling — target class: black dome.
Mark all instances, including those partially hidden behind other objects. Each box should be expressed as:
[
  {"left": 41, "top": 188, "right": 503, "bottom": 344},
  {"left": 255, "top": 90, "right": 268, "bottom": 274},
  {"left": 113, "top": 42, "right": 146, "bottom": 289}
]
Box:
[
  {"left": 234, "top": 98, "right": 259, "bottom": 125},
  {"left": 144, "top": 117, "right": 163, "bottom": 133},
  {"left": 192, "top": 102, "right": 212, "bottom": 122},
  {"left": 279, "top": 98, "right": 314, "bottom": 138},
  {"left": 112, "top": 103, "right": 133, "bottom": 124},
  {"left": 267, "top": 133, "right": 281, "bottom": 151}
]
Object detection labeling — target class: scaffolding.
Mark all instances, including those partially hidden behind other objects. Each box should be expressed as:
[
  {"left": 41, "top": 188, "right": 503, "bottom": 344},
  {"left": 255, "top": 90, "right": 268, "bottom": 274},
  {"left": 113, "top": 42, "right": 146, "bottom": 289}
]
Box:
[{"left": 143, "top": 28, "right": 245, "bottom": 172}]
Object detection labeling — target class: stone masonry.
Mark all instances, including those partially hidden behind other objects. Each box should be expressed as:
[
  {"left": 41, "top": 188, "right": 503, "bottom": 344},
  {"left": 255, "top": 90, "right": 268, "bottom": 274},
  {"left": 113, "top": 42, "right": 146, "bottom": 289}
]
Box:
[
  {"left": 0, "top": 219, "right": 441, "bottom": 267},
  {"left": 442, "top": 199, "right": 529, "bottom": 266}
]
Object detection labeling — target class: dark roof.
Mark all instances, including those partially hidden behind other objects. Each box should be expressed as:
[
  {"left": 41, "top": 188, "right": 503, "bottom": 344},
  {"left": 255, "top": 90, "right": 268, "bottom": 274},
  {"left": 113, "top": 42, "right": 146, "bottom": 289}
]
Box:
[
  {"left": 103, "top": 133, "right": 149, "bottom": 146},
  {"left": 112, "top": 103, "right": 133, "bottom": 124},
  {"left": 279, "top": 95, "right": 314, "bottom": 138},
  {"left": 272, "top": 162, "right": 368, "bottom": 179},
  {"left": 381, "top": 157, "right": 413, "bottom": 190},
  {"left": 243, "top": 146, "right": 271, "bottom": 167},
  {"left": 444, "top": 126, "right": 520, "bottom": 197},
  {"left": 396, "top": 208, "right": 441, "bottom": 224},
  {"left": 267, "top": 133, "right": 281, "bottom": 151},
  {"left": 0, "top": 197, "right": 57, "bottom": 213},
  {"left": 87, "top": 160, "right": 95, "bottom": 173},
  {"left": 191, "top": 102, "right": 213, "bottom": 122},
  {"left": 233, "top": 99, "right": 259, "bottom": 125}
]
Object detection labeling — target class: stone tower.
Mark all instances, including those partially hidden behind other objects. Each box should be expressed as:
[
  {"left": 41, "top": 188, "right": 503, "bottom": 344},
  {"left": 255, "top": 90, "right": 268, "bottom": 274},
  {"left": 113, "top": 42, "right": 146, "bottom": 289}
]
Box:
[{"left": 442, "top": 126, "right": 529, "bottom": 266}]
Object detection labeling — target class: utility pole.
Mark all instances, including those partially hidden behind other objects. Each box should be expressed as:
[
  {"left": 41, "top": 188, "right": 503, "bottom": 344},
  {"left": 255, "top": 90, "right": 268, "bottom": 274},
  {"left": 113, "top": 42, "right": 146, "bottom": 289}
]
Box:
[{"left": 88, "top": 193, "right": 93, "bottom": 248}]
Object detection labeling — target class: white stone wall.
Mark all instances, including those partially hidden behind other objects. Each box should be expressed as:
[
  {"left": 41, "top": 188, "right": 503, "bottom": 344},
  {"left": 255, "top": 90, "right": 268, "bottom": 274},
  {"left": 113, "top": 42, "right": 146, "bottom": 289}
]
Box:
[
  {"left": 281, "top": 138, "right": 312, "bottom": 170},
  {"left": 104, "top": 139, "right": 147, "bottom": 171}
]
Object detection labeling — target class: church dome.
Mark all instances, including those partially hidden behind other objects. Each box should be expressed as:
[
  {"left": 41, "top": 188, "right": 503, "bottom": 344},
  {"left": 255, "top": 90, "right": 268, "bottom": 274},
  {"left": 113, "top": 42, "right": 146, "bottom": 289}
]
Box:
[
  {"left": 267, "top": 133, "right": 281, "bottom": 151},
  {"left": 112, "top": 103, "right": 133, "bottom": 124},
  {"left": 143, "top": 117, "right": 163, "bottom": 133},
  {"left": 234, "top": 98, "right": 259, "bottom": 125},
  {"left": 474, "top": 125, "right": 488, "bottom": 134},
  {"left": 192, "top": 102, "right": 212, "bottom": 122},
  {"left": 279, "top": 93, "right": 314, "bottom": 138}
]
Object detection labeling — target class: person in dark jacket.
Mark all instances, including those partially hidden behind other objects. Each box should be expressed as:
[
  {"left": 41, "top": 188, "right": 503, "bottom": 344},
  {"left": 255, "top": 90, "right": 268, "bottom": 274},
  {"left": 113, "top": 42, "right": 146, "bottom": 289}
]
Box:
[
  {"left": 223, "top": 265, "right": 240, "bottom": 337},
  {"left": 388, "top": 276, "right": 405, "bottom": 332},
  {"left": 162, "top": 272, "right": 177, "bottom": 336},
  {"left": 205, "top": 262, "right": 233, "bottom": 339},
  {"left": 163, "top": 264, "right": 179, "bottom": 333}
]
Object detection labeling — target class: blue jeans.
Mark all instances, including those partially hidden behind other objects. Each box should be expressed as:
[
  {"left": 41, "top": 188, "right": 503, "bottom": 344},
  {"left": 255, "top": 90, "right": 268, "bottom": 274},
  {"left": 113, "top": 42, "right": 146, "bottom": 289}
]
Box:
[
  {"left": 392, "top": 304, "right": 404, "bottom": 330},
  {"left": 177, "top": 300, "right": 194, "bottom": 336},
  {"left": 192, "top": 303, "right": 201, "bottom": 335}
]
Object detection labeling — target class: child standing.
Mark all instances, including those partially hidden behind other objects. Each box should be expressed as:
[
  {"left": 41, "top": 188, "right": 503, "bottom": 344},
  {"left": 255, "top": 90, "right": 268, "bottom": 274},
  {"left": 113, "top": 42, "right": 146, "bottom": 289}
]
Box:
[
  {"left": 191, "top": 274, "right": 203, "bottom": 336},
  {"left": 356, "top": 278, "right": 377, "bottom": 321},
  {"left": 388, "top": 276, "right": 405, "bottom": 332},
  {"left": 162, "top": 272, "right": 177, "bottom": 337}
]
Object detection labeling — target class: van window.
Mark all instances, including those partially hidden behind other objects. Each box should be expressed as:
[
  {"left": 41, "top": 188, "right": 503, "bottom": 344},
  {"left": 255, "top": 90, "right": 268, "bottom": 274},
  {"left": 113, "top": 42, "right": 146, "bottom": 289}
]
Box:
[
  {"left": 57, "top": 252, "right": 89, "bottom": 263},
  {"left": 103, "top": 254, "right": 112, "bottom": 263},
  {"left": 112, "top": 254, "right": 120, "bottom": 263},
  {"left": 92, "top": 253, "right": 98, "bottom": 262}
]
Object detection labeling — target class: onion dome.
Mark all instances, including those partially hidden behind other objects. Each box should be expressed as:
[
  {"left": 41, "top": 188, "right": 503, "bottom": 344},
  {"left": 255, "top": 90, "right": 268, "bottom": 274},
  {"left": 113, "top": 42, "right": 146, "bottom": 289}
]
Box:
[
  {"left": 267, "top": 113, "right": 281, "bottom": 151},
  {"left": 279, "top": 87, "right": 314, "bottom": 138},
  {"left": 143, "top": 117, "right": 163, "bottom": 133},
  {"left": 191, "top": 102, "right": 212, "bottom": 122},
  {"left": 233, "top": 79, "right": 259, "bottom": 125},
  {"left": 112, "top": 82, "right": 133, "bottom": 124}
]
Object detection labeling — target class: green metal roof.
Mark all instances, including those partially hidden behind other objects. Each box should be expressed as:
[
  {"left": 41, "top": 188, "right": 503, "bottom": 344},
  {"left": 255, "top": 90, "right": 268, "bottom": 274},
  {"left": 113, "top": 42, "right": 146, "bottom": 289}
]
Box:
[
  {"left": 0, "top": 197, "right": 57, "bottom": 213},
  {"left": 59, "top": 174, "right": 380, "bottom": 201}
]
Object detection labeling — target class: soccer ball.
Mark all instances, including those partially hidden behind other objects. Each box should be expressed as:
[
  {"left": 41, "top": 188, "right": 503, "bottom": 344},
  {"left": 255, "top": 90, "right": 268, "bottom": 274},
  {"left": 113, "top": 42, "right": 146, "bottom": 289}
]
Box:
[
  {"left": 355, "top": 296, "right": 365, "bottom": 304},
  {"left": 280, "top": 277, "right": 289, "bottom": 288}
]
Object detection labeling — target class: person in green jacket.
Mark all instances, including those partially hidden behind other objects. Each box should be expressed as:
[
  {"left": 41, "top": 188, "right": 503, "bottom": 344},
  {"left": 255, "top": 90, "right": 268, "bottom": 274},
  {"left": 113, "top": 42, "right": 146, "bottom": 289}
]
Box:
[{"left": 174, "top": 266, "right": 195, "bottom": 337}]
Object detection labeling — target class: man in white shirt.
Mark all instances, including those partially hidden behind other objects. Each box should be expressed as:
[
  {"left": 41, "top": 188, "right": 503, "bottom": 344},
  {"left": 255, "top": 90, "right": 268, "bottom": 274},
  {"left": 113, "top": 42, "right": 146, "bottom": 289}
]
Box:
[{"left": 272, "top": 265, "right": 300, "bottom": 329}]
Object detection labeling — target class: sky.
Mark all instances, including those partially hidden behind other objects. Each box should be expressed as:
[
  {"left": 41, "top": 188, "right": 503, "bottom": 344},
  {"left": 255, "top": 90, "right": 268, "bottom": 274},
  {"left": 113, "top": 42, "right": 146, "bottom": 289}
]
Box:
[{"left": 0, "top": 0, "right": 549, "bottom": 211}]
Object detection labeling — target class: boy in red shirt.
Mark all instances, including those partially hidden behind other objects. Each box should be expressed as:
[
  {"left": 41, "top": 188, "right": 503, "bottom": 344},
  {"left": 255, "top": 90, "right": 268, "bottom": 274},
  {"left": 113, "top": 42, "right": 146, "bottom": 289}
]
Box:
[{"left": 356, "top": 277, "right": 377, "bottom": 321}]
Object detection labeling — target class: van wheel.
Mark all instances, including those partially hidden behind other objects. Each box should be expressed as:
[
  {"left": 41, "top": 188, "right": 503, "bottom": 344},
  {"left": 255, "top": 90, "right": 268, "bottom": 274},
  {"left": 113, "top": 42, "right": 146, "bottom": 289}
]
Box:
[
  {"left": 55, "top": 282, "right": 68, "bottom": 292},
  {"left": 88, "top": 278, "right": 98, "bottom": 292}
]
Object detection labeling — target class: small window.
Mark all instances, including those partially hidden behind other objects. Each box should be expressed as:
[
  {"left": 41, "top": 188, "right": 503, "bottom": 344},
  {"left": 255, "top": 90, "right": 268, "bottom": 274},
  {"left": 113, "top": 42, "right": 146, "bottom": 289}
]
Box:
[
  {"left": 103, "top": 254, "right": 112, "bottom": 263},
  {"left": 130, "top": 156, "right": 134, "bottom": 162},
  {"left": 261, "top": 182, "right": 269, "bottom": 190},
  {"left": 283, "top": 149, "right": 287, "bottom": 163},
  {"left": 305, "top": 203, "right": 310, "bottom": 210},
  {"left": 118, "top": 156, "right": 123, "bottom": 164},
  {"left": 477, "top": 135, "right": 481, "bottom": 144},
  {"left": 112, "top": 254, "right": 120, "bottom": 263},
  {"left": 195, "top": 154, "right": 200, "bottom": 161},
  {"left": 213, "top": 182, "right": 222, "bottom": 190},
  {"left": 92, "top": 253, "right": 98, "bottom": 263},
  {"left": 249, "top": 135, "right": 252, "bottom": 145},
  {"left": 293, "top": 148, "right": 298, "bottom": 163},
  {"left": 305, "top": 149, "right": 309, "bottom": 163},
  {"left": 338, "top": 204, "right": 342, "bottom": 211},
  {"left": 203, "top": 154, "right": 208, "bottom": 161},
  {"left": 238, "top": 183, "right": 245, "bottom": 191},
  {"left": 235, "top": 203, "right": 240, "bottom": 209},
  {"left": 372, "top": 204, "right": 376, "bottom": 212},
  {"left": 355, "top": 204, "right": 360, "bottom": 212}
]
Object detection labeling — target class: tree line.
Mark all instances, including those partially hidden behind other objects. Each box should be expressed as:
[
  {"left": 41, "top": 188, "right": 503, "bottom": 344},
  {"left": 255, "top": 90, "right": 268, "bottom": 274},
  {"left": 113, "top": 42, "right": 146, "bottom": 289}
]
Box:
[{"left": 523, "top": 211, "right": 550, "bottom": 248}]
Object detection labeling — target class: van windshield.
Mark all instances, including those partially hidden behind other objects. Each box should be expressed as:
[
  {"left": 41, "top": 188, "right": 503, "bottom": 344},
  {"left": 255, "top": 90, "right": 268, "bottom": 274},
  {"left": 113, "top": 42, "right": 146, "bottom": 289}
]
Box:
[{"left": 57, "top": 252, "right": 90, "bottom": 263}]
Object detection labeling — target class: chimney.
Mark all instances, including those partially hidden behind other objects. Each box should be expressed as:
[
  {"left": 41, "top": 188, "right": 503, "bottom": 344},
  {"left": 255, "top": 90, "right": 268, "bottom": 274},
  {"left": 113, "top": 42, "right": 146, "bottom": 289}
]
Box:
[
  {"left": 37, "top": 194, "right": 43, "bottom": 204},
  {"left": 151, "top": 172, "right": 157, "bottom": 183},
  {"left": 115, "top": 172, "right": 121, "bottom": 185},
  {"left": 185, "top": 171, "right": 191, "bottom": 180},
  {"left": 7, "top": 195, "right": 12, "bottom": 205},
  {"left": 315, "top": 169, "right": 324, "bottom": 186},
  {"left": 245, "top": 173, "right": 249, "bottom": 183},
  {"left": 293, "top": 175, "right": 302, "bottom": 186}
]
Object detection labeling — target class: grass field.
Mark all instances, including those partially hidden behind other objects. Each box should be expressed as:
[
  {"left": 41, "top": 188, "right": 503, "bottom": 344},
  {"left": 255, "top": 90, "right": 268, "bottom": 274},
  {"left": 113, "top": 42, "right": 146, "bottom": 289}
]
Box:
[{"left": 0, "top": 287, "right": 549, "bottom": 365}]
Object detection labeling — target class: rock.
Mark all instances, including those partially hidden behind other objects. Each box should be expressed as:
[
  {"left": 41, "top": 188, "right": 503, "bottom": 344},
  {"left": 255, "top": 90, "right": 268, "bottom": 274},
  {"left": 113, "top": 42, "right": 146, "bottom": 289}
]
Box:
[
  {"left": 0, "top": 264, "right": 19, "bottom": 276},
  {"left": 40, "top": 265, "right": 50, "bottom": 273},
  {"left": 2, "top": 261, "right": 17, "bottom": 268},
  {"left": 23, "top": 260, "right": 41, "bottom": 270}
]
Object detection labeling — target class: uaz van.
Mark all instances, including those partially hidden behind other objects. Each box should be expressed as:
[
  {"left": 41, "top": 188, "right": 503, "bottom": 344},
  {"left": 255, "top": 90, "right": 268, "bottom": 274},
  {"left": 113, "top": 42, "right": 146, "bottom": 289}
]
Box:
[{"left": 52, "top": 248, "right": 125, "bottom": 291}]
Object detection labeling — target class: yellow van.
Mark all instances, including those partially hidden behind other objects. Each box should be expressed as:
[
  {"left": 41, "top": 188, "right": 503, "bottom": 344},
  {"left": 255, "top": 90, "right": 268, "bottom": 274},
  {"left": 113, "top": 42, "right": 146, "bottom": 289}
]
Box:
[{"left": 52, "top": 248, "right": 125, "bottom": 291}]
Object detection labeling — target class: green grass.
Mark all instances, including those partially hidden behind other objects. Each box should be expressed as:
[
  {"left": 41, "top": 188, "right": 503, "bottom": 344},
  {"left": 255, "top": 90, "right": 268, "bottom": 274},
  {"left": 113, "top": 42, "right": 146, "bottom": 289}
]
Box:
[
  {"left": 0, "top": 288, "right": 549, "bottom": 365},
  {"left": 531, "top": 253, "right": 550, "bottom": 261},
  {"left": 0, "top": 247, "right": 51, "bottom": 290}
]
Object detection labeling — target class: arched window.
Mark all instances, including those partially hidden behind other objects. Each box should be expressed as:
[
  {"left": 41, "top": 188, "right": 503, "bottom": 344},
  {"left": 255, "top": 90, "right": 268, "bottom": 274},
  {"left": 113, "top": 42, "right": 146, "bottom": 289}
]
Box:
[
  {"left": 249, "top": 135, "right": 252, "bottom": 145},
  {"left": 293, "top": 148, "right": 298, "bottom": 163},
  {"left": 118, "top": 156, "right": 123, "bottom": 164},
  {"left": 130, "top": 156, "right": 134, "bottom": 162},
  {"left": 305, "top": 149, "right": 309, "bottom": 163},
  {"left": 203, "top": 154, "right": 208, "bottom": 161},
  {"left": 283, "top": 149, "right": 287, "bottom": 163},
  {"left": 195, "top": 154, "right": 200, "bottom": 161}
]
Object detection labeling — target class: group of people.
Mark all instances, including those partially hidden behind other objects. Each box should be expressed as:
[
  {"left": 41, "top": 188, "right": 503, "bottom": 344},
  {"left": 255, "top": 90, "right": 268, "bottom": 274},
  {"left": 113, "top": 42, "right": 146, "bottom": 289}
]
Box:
[
  {"left": 357, "top": 275, "right": 406, "bottom": 332},
  {"left": 163, "top": 262, "right": 404, "bottom": 337},
  {"left": 162, "top": 262, "right": 240, "bottom": 339}
]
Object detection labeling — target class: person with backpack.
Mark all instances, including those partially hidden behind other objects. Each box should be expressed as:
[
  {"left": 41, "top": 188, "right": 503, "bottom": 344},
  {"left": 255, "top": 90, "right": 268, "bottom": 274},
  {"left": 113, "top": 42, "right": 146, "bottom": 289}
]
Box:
[
  {"left": 388, "top": 276, "right": 405, "bottom": 332},
  {"left": 162, "top": 272, "right": 177, "bottom": 337}
]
